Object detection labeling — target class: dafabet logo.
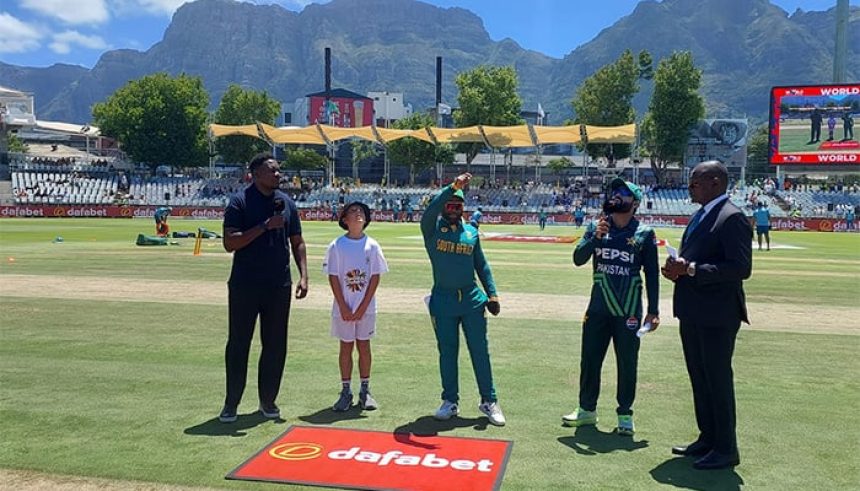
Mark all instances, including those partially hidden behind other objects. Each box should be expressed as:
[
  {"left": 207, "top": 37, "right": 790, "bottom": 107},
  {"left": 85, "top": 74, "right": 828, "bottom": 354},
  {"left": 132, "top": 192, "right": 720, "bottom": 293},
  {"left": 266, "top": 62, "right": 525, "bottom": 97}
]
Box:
[
  {"left": 228, "top": 426, "right": 512, "bottom": 491},
  {"left": 269, "top": 443, "right": 323, "bottom": 461},
  {"left": 269, "top": 442, "right": 495, "bottom": 472}
]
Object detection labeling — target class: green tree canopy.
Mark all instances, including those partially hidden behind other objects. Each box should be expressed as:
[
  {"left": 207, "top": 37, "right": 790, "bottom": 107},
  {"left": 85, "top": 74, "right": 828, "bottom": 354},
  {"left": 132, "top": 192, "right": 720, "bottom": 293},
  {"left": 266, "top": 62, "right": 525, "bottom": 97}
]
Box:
[
  {"left": 388, "top": 113, "right": 454, "bottom": 185},
  {"left": 213, "top": 84, "right": 280, "bottom": 164},
  {"left": 642, "top": 51, "right": 705, "bottom": 183},
  {"left": 745, "top": 125, "right": 774, "bottom": 180},
  {"left": 571, "top": 49, "right": 651, "bottom": 163},
  {"left": 283, "top": 147, "right": 328, "bottom": 173},
  {"left": 546, "top": 156, "right": 573, "bottom": 174},
  {"left": 351, "top": 139, "right": 380, "bottom": 180},
  {"left": 92, "top": 73, "right": 209, "bottom": 170},
  {"left": 454, "top": 65, "right": 523, "bottom": 166},
  {"left": 8, "top": 133, "right": 28, "bottom": 153}
]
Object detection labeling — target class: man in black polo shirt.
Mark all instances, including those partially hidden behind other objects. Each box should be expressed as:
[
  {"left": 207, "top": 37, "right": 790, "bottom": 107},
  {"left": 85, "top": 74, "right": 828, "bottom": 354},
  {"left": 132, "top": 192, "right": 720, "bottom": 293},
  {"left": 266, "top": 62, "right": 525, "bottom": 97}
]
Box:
[{"left": 219, "top": 153, "right": 309, "bottom": 423}]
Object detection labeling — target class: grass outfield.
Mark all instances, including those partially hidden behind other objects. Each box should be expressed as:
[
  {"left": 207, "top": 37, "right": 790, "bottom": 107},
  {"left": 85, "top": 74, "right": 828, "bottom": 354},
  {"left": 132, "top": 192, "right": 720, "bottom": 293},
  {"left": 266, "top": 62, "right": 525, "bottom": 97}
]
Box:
[
  {"left": 777, "top": 121, "right": 852, "bottom": 154},
  {"left": 1, "top": 218, "right": 859, "bottom": 490}
]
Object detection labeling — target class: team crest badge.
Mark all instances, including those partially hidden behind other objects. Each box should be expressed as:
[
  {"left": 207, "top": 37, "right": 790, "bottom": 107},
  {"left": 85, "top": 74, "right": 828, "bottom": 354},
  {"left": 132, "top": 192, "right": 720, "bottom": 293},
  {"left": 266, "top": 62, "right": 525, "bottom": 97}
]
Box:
[
  {"left": 441, "top": 226, "right": 449, "bottom": 233},
  {"left": 626, "top": 237, "right": 637, "bottom": 246}
]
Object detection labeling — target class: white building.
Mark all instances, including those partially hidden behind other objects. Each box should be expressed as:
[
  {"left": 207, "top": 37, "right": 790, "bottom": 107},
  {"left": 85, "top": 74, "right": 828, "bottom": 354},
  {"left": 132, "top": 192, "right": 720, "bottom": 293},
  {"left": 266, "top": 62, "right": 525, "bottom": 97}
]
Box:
[{"left": 368, "top": 91, "right": 412, "bottom": 127}]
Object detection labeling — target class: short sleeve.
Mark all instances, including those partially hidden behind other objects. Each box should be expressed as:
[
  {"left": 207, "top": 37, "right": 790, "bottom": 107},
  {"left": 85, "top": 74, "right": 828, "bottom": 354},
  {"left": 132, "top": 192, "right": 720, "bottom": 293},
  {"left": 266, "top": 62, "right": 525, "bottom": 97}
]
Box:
[
  {"left": 323, "top": 240, "right": 338, "bottom": 275},
  {"left": 224, "top": 195, "right": 244, "bottom": 230},
  {"left": 370, "top": 241, "right": 389, "bottom": 275},
  {"left": 287, "top": 200, "right": 302, "bottom": 237}
]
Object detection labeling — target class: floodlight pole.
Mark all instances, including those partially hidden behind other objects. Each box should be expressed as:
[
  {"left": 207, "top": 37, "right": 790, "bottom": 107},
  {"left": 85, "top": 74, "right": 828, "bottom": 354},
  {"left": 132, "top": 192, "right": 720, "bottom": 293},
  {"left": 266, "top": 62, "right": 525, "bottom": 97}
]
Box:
[{"left": 833, "top": 0, "right": 849, "bottom": 83}]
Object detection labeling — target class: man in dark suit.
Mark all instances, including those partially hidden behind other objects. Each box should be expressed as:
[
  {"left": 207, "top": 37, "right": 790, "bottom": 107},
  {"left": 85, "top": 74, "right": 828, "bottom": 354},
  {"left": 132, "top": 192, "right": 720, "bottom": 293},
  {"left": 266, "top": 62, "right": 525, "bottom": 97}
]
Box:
[{"left": 661, "top": 161, "right": 752, "bottom": 470}]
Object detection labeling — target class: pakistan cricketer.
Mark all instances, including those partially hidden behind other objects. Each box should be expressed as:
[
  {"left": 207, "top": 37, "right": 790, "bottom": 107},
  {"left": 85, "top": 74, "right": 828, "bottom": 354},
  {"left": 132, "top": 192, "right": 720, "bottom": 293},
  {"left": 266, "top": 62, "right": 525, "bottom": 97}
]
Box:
[
  {"left": 563, "top": 178, "right": 660, "bottom": 435},
  {"left": 421, "top": 173, "right": 505, "bottom": 426}
]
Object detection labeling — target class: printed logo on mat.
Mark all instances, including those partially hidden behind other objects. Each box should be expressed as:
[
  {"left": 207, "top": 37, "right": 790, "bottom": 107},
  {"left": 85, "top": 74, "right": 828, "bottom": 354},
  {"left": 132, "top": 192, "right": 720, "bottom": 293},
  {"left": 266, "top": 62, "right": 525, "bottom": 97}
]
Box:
[{"left": 228, "top": 425, "right": 513, "bottom": 491}]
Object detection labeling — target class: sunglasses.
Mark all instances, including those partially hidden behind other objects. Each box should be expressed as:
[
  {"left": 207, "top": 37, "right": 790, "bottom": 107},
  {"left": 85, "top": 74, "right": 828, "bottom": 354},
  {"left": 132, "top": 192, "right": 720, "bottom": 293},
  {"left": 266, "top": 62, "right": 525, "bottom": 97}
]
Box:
[
  {"left": 612, "top": 186, "right": 633, "bottom": 198},
  {"left": 445, "top": 202, "right": 464, "bottom": 212}
]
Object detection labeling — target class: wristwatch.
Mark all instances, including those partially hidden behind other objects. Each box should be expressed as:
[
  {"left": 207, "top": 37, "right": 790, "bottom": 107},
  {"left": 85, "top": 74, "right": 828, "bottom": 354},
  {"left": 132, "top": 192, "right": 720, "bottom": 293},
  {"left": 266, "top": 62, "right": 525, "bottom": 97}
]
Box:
[{"left": 686, "top": 262, "right": 697, "bottom": 277}]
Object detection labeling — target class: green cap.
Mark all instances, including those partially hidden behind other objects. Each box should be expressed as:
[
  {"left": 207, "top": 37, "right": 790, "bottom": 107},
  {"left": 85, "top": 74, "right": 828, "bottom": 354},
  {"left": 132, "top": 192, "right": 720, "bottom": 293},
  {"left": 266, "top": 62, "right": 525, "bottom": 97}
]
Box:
[
  {"left": 610, "top": 178, "right": 642, "bottom": 202},
  {"left": 450, "top": 189, "right": 465, "bottom": 201}
]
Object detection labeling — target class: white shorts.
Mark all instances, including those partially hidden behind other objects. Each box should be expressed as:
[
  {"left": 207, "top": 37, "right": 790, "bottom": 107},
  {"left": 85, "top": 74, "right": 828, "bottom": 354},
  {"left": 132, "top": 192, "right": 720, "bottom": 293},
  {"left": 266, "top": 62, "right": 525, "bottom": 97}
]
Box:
[{"left": 331, "top": 315, "right": 377, "bottom": 342}]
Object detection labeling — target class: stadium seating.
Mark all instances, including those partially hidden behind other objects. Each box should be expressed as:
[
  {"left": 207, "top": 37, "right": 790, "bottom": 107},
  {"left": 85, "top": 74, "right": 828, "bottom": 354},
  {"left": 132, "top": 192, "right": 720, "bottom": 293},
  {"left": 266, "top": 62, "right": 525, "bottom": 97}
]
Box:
[{"left": 9, "top": 169, "right": 859, "bottom": 219}]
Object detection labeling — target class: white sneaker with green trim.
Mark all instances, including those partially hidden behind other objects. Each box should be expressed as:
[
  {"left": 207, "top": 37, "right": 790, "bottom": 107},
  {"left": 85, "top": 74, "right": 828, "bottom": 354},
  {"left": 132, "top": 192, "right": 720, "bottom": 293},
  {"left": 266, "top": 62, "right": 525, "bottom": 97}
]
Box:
[{"left": 562, "top": 407, "right": 598, "bottom": 427}]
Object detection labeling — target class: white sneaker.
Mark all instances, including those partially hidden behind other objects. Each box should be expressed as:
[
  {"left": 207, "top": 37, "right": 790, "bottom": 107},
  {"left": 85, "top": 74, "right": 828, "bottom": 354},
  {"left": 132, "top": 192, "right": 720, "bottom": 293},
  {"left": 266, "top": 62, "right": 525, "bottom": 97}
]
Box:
[
  {"left": 479, "top": 401, "right": 506, "bottom": 426},
  {"left": 562, "top": 407, "right": 597, "bottom": 427},
  {"left": 434, "top": 400, "right": 459, "bottom": 420}
]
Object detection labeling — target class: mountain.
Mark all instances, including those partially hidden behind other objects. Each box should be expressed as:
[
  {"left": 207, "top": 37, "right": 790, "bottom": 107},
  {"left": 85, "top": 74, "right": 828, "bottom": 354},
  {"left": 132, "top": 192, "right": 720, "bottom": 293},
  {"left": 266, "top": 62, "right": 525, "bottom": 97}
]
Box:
[
  {"left": 1, "top": 0, "right": 857, "bottom": 125},
  {"left": 0, "top": 62, "right": 89, "bottom": 117}
]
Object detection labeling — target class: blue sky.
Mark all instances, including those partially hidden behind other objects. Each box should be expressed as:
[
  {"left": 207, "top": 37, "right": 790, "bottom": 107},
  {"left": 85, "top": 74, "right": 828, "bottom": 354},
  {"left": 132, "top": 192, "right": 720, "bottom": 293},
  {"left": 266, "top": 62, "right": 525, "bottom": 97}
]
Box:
[{"left": 0, "top": 0, "right": 854, "bottom": 68}]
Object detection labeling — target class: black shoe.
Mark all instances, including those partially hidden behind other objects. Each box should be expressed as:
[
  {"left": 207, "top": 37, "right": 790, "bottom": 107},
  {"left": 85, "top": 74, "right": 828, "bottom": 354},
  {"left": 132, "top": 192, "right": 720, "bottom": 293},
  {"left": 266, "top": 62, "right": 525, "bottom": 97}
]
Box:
[
  {"left": 219, "top": 405, "right": 238, "bottom": 423},
  {"left": 259, "top": 402, "right": 281, "bottom": 419},
  {"left": 693, "top": 450, "right": 740, "bottom": 470},
  {"left": 671, "top": 440, "right": 711, "bottom": 457}
]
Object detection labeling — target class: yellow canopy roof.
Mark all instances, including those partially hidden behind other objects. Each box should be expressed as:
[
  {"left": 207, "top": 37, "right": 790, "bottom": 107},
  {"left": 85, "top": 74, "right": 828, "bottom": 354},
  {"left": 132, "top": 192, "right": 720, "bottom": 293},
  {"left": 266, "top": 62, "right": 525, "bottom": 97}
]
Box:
[
  {"left": 209, "top": 122, "right": 637, "bottom": 147},
  {"left": 209, "top": 123, "right": 259, "bottom": 138},
  {"left": 532, "top": 125, "right": 582, "bottom": 145},
  {"left": 427, "top": 126, "right": 484, "bottom": 144},
  {"left": 262, "top": 125, "right": 327, "bottom": 145},
  {"left": 584, "top": 123, "right": 636, "bottom": 144},
  {"left": 375, "top": 127, "right": 422, "bottom": 144},
  {"left": 317, "top": 125, "right": 378, "bottom": 143},
  {"left": 481, "top": 124, "right": 534, "bottom": 147}
]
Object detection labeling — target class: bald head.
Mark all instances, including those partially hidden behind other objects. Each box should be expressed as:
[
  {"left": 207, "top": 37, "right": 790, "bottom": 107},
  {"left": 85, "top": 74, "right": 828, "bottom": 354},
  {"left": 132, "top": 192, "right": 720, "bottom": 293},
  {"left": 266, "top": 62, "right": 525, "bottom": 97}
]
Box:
[{"left": 689, "top": 160, "right": 728, "bottom": 205}]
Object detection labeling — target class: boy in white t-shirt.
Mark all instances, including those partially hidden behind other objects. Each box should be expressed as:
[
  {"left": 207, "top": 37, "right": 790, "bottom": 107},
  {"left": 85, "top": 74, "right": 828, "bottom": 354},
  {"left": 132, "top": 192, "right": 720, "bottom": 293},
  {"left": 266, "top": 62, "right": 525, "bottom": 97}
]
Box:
[{"left": 323, "top": 201, "right": 389, "bottom": 411}]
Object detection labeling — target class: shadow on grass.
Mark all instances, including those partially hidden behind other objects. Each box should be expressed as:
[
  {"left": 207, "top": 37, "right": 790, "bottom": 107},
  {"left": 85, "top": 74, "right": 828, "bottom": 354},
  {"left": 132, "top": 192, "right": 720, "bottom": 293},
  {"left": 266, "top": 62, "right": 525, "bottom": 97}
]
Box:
[
  {"left": 392, "top": 416, "right": 490, "bottom": 449},
  {"left": 557, "top": 425, "right": 649, "bottom": 455},
  {"left": 298, "top": 405, "right": 368, "bottom": 425},
  {"left": 650, "top": 457, "right": 743, "bottom": 490},
  {"left": 183, "top": 411, "right": 281, "bottom": 437}
]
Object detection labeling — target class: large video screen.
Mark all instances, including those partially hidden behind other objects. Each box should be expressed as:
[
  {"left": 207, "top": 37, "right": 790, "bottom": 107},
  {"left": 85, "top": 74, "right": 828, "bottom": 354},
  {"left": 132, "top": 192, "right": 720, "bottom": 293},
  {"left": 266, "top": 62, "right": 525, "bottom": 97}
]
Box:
[{"left": 769, "top": 84, "right": 859, "bottom": 165}]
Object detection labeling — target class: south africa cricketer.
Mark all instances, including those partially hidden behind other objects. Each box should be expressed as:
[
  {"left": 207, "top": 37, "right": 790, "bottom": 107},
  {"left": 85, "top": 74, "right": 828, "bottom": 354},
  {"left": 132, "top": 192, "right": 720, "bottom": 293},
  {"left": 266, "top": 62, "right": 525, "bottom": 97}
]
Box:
[
  {"left": 420, "top": 173, "right": 505, "bottom": 426},
  {"left": 562, "top": 178, "right": 660, "bottom": 435}
]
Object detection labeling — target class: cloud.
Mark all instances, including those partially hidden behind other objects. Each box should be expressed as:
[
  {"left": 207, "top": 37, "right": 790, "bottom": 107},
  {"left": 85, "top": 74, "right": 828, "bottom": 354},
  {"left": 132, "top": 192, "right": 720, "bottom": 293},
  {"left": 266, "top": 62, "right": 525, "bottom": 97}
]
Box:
[
  {"left": 20, "top": 0, "right": 109, "bottom": 25},
  {"left": 132, "top": 0, "right": 189, "bottom": 15},
  {"left": 49, "top": 30, "right": 109, "bottom": 54},
  {"left": 0, "top": 13, "right": 42, "bottom": 53}
]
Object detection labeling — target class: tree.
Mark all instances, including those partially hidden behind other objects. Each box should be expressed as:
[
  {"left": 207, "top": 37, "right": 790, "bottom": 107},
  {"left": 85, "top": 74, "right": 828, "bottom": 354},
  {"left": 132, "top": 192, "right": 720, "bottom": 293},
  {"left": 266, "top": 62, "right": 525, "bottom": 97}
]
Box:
[
  {"left": 8, "top": 133, "right": 28, "bottom": 153},
  {"left": 283, "top": 147, "right": 327, "bottom": 173},
  {"left": 92, "top": 73, "right": 209, "bottom": 170},
  {"left": 571, "top": 49, "right": 651, "bottom": 164},
  {"left": 642, "top": 51, "right": 705, "bottom": 184},
  {"left": 546, "top": 156, "right": 573, "bottom": 174},
  {"left": 351, "top": 139, "right": 380, "bottom": 180},
  {"left": 745, "top": 125, "right": 774, "bottom": 181},
  {"left": 387, "top": 113, "right": 454, "bottom": 185},
  {"left": 454, "top": 65, "right": 523, "bottom": 168},
  {"left": 213, "top": 84, "right": 280, "bottom": 164}
]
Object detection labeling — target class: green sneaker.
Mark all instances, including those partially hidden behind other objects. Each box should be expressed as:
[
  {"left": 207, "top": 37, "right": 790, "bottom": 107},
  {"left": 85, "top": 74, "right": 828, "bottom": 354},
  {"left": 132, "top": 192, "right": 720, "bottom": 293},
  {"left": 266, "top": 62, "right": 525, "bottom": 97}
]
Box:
[
  {"left": 562, "top": 407, "right": 598, "bottom": 427},
  {"left": 617, "top": 414, "right": 635, "bottom": 435}
]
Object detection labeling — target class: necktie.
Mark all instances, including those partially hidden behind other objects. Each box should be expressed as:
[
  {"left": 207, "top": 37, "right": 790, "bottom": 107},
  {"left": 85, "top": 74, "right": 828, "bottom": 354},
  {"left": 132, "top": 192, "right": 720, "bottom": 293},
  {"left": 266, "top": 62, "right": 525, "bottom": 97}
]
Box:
[{"left": 684, "top": 208, "right": 705, "bottom": 243}]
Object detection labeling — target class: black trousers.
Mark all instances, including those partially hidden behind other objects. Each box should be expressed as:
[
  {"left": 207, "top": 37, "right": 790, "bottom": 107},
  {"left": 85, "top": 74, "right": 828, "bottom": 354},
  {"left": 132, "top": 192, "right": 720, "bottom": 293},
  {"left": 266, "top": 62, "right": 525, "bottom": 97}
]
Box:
[
  {"left": 811, "top": 124, "right": 821, "bottom": 142},
  {"left": 224, "top": 285, "right": 292, "bottom": 408},
  {"left": 679, "top": 319, "right": 740, "bottom": 454},
  {"left": 578, "top": 310, "right": 641, "bottom": 415}
]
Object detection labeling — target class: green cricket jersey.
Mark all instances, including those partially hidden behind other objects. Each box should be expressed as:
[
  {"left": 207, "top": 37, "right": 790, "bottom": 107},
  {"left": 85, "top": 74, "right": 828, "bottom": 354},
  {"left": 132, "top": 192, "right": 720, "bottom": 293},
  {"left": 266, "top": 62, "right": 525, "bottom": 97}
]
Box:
[
  {"left": 421, "top": 185, "right": 497, "bottom": 316},
  {"left": 573, "top": 218, "right": 659, "bottom": 318}
]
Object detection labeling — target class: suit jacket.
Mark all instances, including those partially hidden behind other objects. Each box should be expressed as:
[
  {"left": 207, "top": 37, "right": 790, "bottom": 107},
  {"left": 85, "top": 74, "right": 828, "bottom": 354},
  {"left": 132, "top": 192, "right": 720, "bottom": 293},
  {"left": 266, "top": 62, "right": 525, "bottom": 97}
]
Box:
[{"left": 673, "top": 198, "right": 753, "bottom": 325}]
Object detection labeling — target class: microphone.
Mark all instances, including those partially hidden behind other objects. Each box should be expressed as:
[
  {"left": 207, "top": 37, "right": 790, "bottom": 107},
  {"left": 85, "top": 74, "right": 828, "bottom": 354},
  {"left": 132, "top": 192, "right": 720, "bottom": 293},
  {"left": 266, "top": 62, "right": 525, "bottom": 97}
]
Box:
[
  {"left": 601, "top": 197, "right": 621, "bottom": 242},
  {"left": 270, "top": 198, "right": 285, "bottom": 246}
]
